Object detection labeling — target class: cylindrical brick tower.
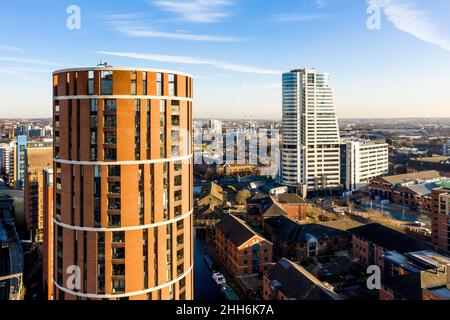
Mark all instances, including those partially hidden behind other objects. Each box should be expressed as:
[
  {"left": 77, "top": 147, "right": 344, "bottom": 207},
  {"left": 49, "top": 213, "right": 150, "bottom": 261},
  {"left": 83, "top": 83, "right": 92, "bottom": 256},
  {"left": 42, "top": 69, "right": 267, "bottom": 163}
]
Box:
[{"left": 51, "top": 66, "right": 193, "bottom": 300}]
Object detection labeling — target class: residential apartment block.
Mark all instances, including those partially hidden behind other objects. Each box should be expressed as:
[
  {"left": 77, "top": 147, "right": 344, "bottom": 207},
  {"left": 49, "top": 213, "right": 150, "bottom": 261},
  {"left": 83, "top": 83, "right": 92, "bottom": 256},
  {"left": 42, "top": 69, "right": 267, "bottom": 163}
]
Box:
[
  {"left": 24, "top": 140, "right": 53, "bottom": 242},
  {"left": 340, "top": 139, "right": 388, "bottom": 192},
  {"left": 49, "top": 66, "right": 194, "bottom": 300}
]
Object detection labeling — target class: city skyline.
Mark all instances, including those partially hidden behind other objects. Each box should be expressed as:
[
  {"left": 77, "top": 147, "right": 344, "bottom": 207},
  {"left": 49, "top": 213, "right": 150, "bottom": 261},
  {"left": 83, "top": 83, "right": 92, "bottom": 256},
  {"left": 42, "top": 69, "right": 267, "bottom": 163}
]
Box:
[{"left": 1, "top": 0, "right": 450, "bottom": 119}]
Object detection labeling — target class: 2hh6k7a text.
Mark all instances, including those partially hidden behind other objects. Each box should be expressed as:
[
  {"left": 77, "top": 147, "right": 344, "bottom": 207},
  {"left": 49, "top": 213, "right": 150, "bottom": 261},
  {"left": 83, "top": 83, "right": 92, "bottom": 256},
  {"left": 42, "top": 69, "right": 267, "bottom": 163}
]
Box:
[{"left": 176, "top": 304, "right": 275, "bottom": 318}]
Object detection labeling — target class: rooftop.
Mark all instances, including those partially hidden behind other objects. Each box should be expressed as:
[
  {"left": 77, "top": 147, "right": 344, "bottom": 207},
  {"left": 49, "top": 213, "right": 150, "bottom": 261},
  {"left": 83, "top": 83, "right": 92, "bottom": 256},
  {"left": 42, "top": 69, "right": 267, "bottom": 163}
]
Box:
[
  {"left": 272, "top": 193, "right": 305, "bottom": 204},
  {"left": 410, "top": 156, "right": 450, "bottom": 164},
  {"left": 265, "top": 215, "right": 348, "bottom": 244},
  {"left": 406, "top": 250, "right": 450, "bottom": 270},
  {"left": 216, "top": 215, "right": 268, "bottom": 247},
  {"left": 349, "top": 223, "right": 436, "bottom": 254},
  {"left": 381, "top": 170, "right": 441, "bottom": 186},
  {"left": 406, "top": 182, "right": 442, "bottom": 196},
  {"left": 435, "top": 180, "right": 450, "bottom": 190},
  {"left": 382, "top": 273, "right": 423, "bottom": 300},
  {"left": 265, "top": 258, "right": 341, "bottom": 300}
]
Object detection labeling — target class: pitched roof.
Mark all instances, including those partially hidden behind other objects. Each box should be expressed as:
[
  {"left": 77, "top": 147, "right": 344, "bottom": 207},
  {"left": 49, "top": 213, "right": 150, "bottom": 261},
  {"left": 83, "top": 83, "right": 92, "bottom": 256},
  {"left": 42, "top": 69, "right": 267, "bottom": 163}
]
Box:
[
  {"left": 246, "top": 193, "right": 270, "bottom": 205},
  {"left": 262, "top": 203, "right": 287, "bottom": 218},
  {"left": 349, "top": 223, "right": 436, "bottom": 253},
  {"left": 216, "top": 215, "right": 268, "bottom": 247},
  {"left": 265, "top": 215, "right": 348, "bottom": 244},
  {"left": 406, "top": 182, "right": 440, "bottom": 196},
  {"left": 316, "top": 219, "right": 363, "bottom": 231},
  {"left": 272, "top": 193, "right": 305, "bottom": 204},
  {"left": 380, "top": 170, "right": 441, "bottom": 185},
  {"left": 265, "top": 258, "right": 341, "bottom": 300}
]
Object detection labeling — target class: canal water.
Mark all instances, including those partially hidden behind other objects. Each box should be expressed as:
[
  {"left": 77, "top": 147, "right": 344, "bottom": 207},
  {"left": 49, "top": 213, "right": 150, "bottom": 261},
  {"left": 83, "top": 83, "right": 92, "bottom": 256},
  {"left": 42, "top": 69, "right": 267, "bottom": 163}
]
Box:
[{"left": 193, "top": 228, "right": 224, "bottom": 300}]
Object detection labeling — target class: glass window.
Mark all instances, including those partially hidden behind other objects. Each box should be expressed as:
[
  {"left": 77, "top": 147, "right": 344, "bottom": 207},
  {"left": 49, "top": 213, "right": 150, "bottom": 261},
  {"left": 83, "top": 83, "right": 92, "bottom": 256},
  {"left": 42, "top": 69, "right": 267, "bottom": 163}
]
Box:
[
  {"left": 101, "top": 70, "right": 113, "bottom": 95},
  {"left": 88, "top": 71, "right": 94, "bottom": 95},
  {"left": 157, "top": 73, "right": 162, "bottom": 96},
  {"left": 104, "top": 99, "right": 116, "bottom": 112},
  {"left": 105, "top": 132, "right": 117, "bottom": 144},
  {"left": 168, "top": 74, "right": 176, "bottom": 96},
  {"left": 90, "top": 99, "right": 97, "bottom": 112}
]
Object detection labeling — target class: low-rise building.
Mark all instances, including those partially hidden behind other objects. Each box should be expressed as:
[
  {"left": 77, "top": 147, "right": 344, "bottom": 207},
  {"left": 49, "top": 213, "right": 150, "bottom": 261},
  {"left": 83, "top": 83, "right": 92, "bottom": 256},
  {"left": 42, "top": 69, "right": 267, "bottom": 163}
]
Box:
[
  {"left": 246, "top": 193, "right": 310, "bottom": 227},
  {"left": 263, "top": 258, "right": 341, "bottom": 300},
  {"left": 380, "top": 250, "right": 450, "bottom": 300},
  {"left": 214, "top": 215, "right": 273, "bottom": 277},
  {"left": 406, "top": 156, "right": 450, "bottom": 177},
  {"left": 350, "top": 223, "right": 437, "bottom": 271},
  {"left": 369, "top": 170, "right": 446, "bottom": 212},
  {"left": 264, "top": 215, "right": 358, "bottom": 262}
]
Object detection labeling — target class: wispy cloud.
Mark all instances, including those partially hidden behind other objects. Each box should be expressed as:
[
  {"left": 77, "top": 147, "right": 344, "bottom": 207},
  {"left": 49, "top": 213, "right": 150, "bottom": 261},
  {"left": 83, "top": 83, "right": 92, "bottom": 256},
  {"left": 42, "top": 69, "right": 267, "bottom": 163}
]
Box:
[
  {"left": 0, "top": 56, "right": 67, "bottom": 66},
  {"left": 0, "top": 45, "right": 24, "bottom": 52},
  {"left": 217, "top": 63, "right": 280, "bottom": 75},
  {"left": 241, "top": 83, "right": 281, "bottom": 89},
  {"left": 150, "top": 0, "right": 235, "bottom": 23},
  {"left": 272, "top": 13, "right": 330, "bottom": 22},
  {"left": 368, "top": 0, "right": 450, "bottom": 52},
  {"left": 103, "top": 12, "right": 241, "bottom": 42},
  {"left": 96, "top": 51, "right": 281, "bottom": 75},
  {"left": 315, "top": 0, "right": 331, "bottom": 9},
  {"left": 0, "top": 67, "right": 51, "bottom": 82}
]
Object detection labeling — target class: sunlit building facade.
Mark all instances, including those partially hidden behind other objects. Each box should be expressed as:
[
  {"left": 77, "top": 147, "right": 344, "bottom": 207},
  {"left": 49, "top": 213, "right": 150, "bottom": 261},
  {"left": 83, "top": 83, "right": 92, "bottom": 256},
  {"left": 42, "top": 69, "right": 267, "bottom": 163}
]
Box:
[
  {"left": 281, "top": 69, "right": 341, "bottom": 196},
  {"left": 49, "top": 66, "right": 194, "bottom": 300}
]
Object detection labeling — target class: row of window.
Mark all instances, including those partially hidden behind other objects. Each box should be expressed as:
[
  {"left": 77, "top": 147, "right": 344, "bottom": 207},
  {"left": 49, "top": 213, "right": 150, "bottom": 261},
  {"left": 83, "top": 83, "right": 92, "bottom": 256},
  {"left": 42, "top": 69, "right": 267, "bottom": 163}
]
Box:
[{"left": 54, "top": 71, "right": 188, "bottom": 97}]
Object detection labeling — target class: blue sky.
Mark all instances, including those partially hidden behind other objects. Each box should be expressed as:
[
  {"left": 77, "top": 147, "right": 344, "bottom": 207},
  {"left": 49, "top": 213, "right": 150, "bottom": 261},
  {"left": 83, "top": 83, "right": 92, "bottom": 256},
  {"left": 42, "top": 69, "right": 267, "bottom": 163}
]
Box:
[{"left": 0, "top": 0, "right": 450, "bottom": 119}]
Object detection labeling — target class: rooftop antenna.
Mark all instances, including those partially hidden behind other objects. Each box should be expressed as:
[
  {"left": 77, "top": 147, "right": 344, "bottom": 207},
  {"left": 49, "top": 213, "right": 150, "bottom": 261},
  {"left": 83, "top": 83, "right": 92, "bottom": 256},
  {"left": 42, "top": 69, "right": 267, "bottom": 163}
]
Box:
[{"left": 98, "top": 60, "right": 109, "bottom": 67}]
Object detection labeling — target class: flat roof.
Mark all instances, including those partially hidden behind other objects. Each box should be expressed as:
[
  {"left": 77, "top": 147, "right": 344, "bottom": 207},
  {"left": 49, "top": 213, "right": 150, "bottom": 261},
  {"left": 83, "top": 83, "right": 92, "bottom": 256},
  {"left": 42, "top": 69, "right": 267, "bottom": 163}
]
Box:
[
  {"left": 410, "top": 156, "right": 450, "bottom": 163},
  {"left": 383, "top": 251, "right": 421, "bottom": 273},
  {"left": 406, "top": 250, "right": 450, "bottom": 269},
  {"left": 381, "top": 170, "right": 441, "bottom": 185},
  {"left": 53, "top": 66, "right": 193, "bottom": 78}
]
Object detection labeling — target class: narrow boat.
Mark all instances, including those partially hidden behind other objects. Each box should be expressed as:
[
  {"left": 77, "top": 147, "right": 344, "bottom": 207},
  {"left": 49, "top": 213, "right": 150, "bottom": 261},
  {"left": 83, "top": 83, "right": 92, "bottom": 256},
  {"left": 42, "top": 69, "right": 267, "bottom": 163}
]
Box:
[{"left": 212, "top": 271, "right": 226, "bottom": 286}]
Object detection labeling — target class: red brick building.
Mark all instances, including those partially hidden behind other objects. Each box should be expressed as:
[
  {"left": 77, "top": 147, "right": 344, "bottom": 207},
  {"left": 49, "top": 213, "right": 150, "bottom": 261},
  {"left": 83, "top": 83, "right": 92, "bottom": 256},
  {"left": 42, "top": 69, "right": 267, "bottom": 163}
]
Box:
[
  {"left": 50, "top": 66, "right": 194, "bottom": 300},
  {"left": 369, "top": 170, "right": 442, "bottom": 212},
  {"left": 350, "top": 223, "right": 436, "bottom": 272},
  {"left": 214, "top": 215, "right": 273, "bottom": 277},
  {"left": 263, "top": 258, "right": 341, "bottom": 300},
  {"left": 264, "top": 216, "right": 357, "bottom": 262},
  {"left": 431, "top": 187, "right": 450, "bottom": 253},
  {"left": 245, "top": 193, "right": 310, "bottom": 228}
]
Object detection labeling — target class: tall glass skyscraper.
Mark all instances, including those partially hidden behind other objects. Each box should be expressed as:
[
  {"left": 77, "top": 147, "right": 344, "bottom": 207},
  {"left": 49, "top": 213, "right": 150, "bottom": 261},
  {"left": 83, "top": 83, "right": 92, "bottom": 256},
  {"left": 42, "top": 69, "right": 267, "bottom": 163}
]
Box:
[{"left": 281, "top": 69, "right": 341, "bottom": 196}]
